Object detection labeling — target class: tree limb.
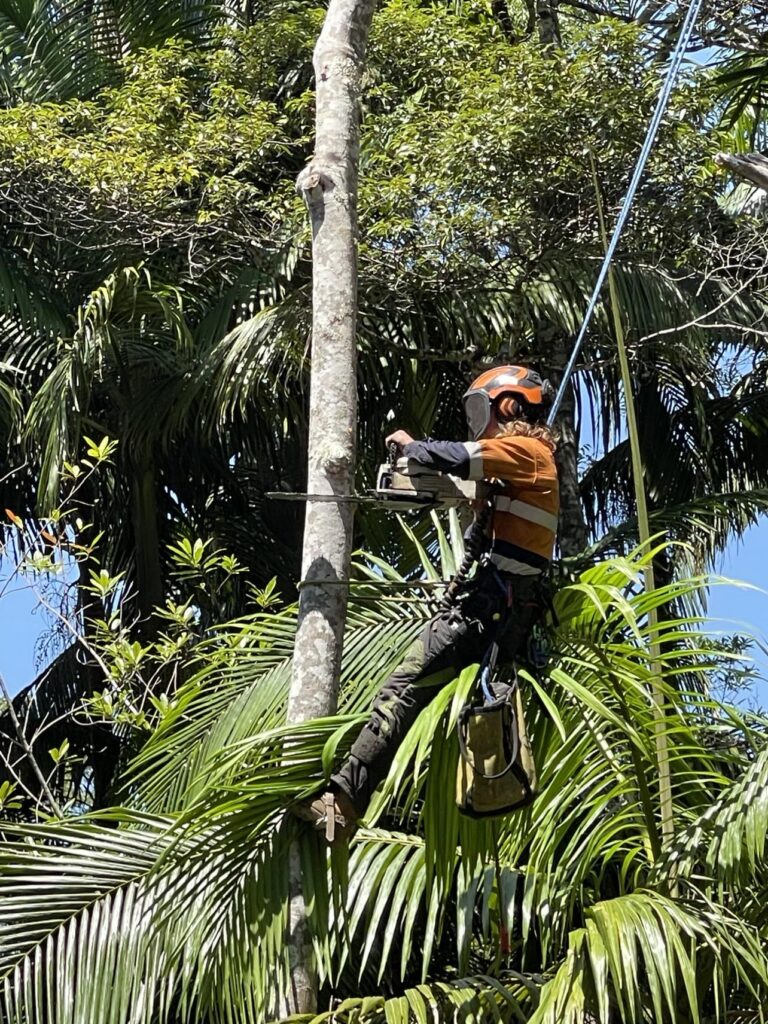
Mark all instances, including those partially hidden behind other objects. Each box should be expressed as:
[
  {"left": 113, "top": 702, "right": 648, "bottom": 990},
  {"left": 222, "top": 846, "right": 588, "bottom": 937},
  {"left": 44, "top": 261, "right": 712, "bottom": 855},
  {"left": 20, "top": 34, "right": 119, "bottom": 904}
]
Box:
[
  {"left": 716, "top": 151, "right": 768, "bottom": 193},
  {"left": 0, "top": 670, "right": 63, "bottom": 818}
]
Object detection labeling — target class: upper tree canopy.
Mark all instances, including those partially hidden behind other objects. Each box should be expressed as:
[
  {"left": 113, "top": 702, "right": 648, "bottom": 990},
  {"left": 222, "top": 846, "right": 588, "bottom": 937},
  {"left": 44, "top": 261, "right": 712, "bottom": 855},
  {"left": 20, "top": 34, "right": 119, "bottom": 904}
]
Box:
[
  {"left": 1, "top": 0, "right": 767, "bottom": 597},
  {"left": 1, "top": 7, "right": 768, "bottom": 1020}
]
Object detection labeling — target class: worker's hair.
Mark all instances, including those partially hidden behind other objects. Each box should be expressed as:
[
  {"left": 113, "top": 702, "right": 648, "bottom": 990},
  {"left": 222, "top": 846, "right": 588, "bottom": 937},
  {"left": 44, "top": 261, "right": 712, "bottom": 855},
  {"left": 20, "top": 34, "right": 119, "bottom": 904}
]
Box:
[{"left": 497, "top": 418, "right": 557, "bottom": 453}]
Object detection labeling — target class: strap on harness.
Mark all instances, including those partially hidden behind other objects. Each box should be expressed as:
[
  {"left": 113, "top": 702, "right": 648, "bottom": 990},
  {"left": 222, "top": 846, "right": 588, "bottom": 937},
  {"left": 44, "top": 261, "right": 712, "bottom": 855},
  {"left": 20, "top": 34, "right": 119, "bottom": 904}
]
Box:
[
  {"left": 441, "top": 484, "right": 500, "bottom": 609},
  {"left": 322, "top": 792, "right": 337, "bottom": 843}
]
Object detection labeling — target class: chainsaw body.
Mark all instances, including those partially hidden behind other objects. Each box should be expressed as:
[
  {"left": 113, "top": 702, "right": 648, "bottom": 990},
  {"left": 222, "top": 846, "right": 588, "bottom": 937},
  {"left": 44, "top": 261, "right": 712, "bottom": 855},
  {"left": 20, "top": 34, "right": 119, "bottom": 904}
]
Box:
[{"left": 375, "top": 458, "right": 489, "bottom": 508}]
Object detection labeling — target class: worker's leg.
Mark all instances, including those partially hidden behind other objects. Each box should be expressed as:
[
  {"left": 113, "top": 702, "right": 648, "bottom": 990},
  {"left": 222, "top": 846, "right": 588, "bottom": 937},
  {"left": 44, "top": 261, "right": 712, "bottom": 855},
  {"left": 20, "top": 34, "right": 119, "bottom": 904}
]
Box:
[
  {"left": 332, "top": 574, "right": 506, "bottom": 814},
  {"left": 496, "top": 575, "right": 544, "bottom": 665},
  {"left": 333, "top": 573, "right": 545, "bottom": 814}
]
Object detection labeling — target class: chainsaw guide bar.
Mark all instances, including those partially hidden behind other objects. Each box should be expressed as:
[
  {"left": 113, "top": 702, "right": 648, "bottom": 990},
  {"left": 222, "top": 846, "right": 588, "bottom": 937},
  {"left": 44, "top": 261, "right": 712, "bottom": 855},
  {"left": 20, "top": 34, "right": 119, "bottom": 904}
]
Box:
[{"left": 267, "top": 459, "right": 487, "bottom": 510}]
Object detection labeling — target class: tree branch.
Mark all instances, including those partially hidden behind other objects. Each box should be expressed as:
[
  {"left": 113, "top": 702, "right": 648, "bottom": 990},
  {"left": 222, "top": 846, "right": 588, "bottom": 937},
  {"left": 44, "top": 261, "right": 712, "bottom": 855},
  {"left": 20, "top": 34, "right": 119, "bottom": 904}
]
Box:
[
  {"left": 0, "top": 670, "right": 63, "bottom": 818},
  {"left": 716, "top": 151, "right": 768, "bottom": 193}
]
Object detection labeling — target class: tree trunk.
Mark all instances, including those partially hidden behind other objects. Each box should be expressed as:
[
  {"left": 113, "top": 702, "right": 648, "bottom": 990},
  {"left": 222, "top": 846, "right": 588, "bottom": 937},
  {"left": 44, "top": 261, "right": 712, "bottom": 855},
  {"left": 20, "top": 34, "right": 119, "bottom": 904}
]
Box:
[
  {"left": 130, "top": 452, "right": 163, "bottom": 628},
  {"left": 549, "top": 334, "right": 588, "bottom": 558},
  {"left": 537, "top": 0, "right": 561, "bottom": 47},
  {"left": 281, "top": 0, "right": 376, "bottom": 1016},
  {"left": 491, "top": 0, "right": 516, "bottom": 40},
  {"left": 288, "top": 0, "right": 376, "bottom": 725}
]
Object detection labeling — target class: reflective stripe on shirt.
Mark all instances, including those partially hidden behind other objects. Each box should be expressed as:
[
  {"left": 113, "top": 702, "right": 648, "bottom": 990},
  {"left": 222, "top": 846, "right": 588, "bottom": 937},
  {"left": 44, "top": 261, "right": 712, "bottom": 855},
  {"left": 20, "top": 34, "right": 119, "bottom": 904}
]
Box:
[
  {"left": 461, "top": 441, "right": 484, "bottom": 480},
  {"left": 490, "top": 537, "right": 550, "bottom": 572},
  {"left": 490, "top": 551, "right": 543, "bottom": 576},
  {"left": 494, "top": 496, "right": 559, "bottom": 532}
]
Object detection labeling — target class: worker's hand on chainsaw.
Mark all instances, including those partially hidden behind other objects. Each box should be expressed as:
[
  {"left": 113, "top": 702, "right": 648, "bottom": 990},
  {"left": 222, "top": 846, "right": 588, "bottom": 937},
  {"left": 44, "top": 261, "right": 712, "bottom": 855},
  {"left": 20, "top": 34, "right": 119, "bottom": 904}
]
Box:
[{"left": 385, "top": 429, "right": 415, "bottom": 452}]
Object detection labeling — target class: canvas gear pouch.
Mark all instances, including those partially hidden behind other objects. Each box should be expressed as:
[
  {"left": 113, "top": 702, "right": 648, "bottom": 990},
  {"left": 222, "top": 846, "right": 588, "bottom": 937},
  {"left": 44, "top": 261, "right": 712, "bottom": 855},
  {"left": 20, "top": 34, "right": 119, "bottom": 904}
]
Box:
[{"left": 456, "top": 679, "right": 537, "bottom": 818}]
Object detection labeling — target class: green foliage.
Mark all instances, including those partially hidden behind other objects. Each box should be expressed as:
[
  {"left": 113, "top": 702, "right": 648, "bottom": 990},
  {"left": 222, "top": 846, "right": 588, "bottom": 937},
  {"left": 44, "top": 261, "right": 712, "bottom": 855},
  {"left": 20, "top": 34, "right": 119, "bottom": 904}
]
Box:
[
  {"left": 0, "top": 4, "right": 767, "bottom": 1021},
  {"left": 0, "top": 40, "right": 292, "bottom": 223},
  {"left": 1, "top": 0, "right": 767, "bottom": 608},
  {"left": 1, "top": 543, "right": 768, "bottom": 1022}
]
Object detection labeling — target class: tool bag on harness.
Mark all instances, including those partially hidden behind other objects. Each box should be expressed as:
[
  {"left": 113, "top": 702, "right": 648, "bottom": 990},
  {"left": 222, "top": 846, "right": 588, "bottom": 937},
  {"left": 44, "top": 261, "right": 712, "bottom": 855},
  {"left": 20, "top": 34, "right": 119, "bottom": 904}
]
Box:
[
  {"left": 455, "top": 593, "right": 538, "bottom": 817},
  {"left": 456, "top": 674, "right": 536, "bottom": 817},
  {"left": 445, "top": 495, "right": 546, "bottom": 817}
]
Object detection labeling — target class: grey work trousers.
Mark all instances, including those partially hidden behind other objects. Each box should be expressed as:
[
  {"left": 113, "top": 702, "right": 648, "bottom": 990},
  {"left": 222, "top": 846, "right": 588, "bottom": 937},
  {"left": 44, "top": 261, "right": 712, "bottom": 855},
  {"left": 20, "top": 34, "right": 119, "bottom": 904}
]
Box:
[{"left": 331, "top": 569, "right": 543, "bottom": 814}]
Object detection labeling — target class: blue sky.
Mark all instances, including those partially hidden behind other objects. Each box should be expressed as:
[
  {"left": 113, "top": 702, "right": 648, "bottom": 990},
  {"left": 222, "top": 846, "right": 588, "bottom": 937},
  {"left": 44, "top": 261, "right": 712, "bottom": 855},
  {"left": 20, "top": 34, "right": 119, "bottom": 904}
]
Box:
[
  {"left": 708, "top": 521, "right": 768, "bottom": 703},
  {"left": 2, "top": 516, "right": 767, "bottom": 700},
  {"left": 0, "top": 568, "right": 59, "bottom": 695}
]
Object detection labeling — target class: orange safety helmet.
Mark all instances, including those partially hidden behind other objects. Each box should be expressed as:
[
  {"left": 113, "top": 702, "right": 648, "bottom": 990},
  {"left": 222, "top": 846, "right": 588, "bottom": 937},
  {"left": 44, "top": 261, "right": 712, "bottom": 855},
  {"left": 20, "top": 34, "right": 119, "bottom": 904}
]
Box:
[{"left": 462, "top": 365, "right": 553, "bottom": 440}]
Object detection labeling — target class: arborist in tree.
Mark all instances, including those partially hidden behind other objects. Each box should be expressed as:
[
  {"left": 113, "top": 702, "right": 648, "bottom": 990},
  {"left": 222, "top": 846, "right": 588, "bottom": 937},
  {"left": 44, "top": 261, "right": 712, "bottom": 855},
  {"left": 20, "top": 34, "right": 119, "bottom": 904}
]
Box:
[{"left": 295, "top": 365, "right": 560, "bottom": 843}]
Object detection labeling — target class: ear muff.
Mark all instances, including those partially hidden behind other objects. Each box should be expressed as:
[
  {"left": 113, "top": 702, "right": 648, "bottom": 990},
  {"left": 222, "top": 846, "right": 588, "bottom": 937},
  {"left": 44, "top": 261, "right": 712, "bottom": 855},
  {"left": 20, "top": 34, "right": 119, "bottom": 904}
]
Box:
[{"left": 496, "top": 395, "right": 521, "bottom": 422}]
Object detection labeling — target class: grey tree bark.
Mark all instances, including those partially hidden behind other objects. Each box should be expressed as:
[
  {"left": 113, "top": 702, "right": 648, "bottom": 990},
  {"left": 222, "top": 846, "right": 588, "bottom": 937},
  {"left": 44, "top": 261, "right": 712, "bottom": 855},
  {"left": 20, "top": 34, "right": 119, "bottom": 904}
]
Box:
[
  {"left": 288, "top": 0, "right": 376, "bottom": 726},
  {"left": 280, "top": 0, "right": 376, "bottom": 1017},
  {"left": 716, "top": 151, "right": 768, "bottom": 193}
]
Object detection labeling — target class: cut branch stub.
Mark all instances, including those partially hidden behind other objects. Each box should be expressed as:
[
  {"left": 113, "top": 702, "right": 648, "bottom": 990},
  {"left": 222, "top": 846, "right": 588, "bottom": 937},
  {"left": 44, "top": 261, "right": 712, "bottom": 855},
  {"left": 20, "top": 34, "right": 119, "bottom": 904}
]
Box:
[
  {"left": 716, "top": 152, "right": 768, "bottom": 193},
  {"left": 296, "top": 167, "right": 329, "bottom": 199}
]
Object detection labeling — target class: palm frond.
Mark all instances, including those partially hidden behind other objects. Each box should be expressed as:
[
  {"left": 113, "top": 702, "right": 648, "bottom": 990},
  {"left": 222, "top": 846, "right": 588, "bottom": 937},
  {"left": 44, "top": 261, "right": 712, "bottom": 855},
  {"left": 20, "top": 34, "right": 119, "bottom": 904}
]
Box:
[
  {"left": 304, "top": 972, "right": 535, "bottom": 1024},
  {"left": 654, "top": 740, "right": 768, "bottom": 891},
  {"left": 717, "top": 54, "right": 768, "bottom": 144},
  {"left": 586, "top": 489, "right": 768, "bottom": 572},
  {"left": 0, "top": 791, "right": 325, "bottom": 1021},
  {"left": 0, "top": 543, "right": 765, "bottom": 1022},
  {"left": 0, "top": 0, "right": 224, "bottom": 103},
  {"left": 530, "top": 891, "right": 768, "bottom": 1024},
  {"left": 581, "top": 360, "right": 768, "bottom": 564},
  {"left": 0, "top": 358, "right": 19, "bottom": 432}
]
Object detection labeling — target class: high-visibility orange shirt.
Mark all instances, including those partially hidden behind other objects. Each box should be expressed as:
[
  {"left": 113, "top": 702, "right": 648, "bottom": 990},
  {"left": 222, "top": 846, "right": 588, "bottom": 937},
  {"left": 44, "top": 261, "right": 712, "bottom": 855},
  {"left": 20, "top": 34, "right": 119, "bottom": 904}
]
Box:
[{"left": 402, "top": 433, "right": 559, "bottom": 575}]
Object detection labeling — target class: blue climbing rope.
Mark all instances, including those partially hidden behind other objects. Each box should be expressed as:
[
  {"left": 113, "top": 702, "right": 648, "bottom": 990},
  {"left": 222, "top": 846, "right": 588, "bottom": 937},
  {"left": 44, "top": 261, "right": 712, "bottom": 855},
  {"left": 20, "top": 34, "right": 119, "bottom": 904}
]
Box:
[{"left": 547, "top": 0, "right": 706, "bottom": 426}]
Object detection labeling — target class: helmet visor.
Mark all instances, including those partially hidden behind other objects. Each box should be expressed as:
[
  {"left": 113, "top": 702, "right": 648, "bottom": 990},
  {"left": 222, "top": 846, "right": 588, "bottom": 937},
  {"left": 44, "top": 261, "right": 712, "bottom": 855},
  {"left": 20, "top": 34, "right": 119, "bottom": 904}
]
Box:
[{"left": 463, "top": 391, "right": 490, "bottom": 440}]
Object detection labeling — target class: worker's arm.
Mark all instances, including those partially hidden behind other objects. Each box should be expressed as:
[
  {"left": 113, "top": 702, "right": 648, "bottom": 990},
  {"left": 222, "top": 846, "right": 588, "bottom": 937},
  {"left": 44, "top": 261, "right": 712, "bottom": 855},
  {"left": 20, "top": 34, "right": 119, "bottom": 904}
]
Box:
[
  {"left": 402, "top": 439, "right": 474, "bottom": 478},
  {"left": 386, "top": 429, "right": 474, "bottom": 479},
  {"left": 391, "top": 432, "right": 552, "bottom": 488}
]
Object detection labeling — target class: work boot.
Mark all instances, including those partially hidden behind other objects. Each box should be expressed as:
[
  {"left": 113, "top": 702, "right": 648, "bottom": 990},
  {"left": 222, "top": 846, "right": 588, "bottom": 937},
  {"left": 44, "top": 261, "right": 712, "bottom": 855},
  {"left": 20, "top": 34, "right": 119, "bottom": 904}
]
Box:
[{"left": 292, "top": 789, "right": 359, "bottom": 846}]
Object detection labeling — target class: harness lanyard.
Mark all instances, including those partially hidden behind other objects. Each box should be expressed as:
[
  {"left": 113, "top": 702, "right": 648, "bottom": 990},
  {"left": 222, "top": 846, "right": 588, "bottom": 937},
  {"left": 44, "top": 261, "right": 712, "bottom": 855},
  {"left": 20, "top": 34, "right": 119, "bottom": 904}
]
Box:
[
  {"left": 441, "top": 484, "right": 499, "bottom": 609},
  {"left": 475, "top": 573, "right": 514, "bottom": 702}
]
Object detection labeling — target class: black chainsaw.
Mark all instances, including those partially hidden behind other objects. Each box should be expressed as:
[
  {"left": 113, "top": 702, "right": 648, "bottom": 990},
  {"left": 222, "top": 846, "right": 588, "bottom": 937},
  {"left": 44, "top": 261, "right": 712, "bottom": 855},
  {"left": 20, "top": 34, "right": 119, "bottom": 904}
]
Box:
[{"left": 266, "top": 446, "right": 489, "bottom": 510}]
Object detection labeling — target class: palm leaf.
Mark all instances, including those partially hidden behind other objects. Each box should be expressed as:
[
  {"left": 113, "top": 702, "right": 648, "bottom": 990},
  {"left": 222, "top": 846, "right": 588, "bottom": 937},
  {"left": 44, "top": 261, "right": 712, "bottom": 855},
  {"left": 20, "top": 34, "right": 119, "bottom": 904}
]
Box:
[
  {"left": 529, "top": 891, "right": 768, "bottom": 1024},
  {"left": 1, "top": 545, "right": 766, "bottom": 1022},
  {"left": 0, "top": 0, "right": 224, "bottom": 103},
  {"left": 653, "top": 740, "right": 768, "bottom": 891},
  {"left": 303, "top": 972, "right": 535, "bottom": 1024}
]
